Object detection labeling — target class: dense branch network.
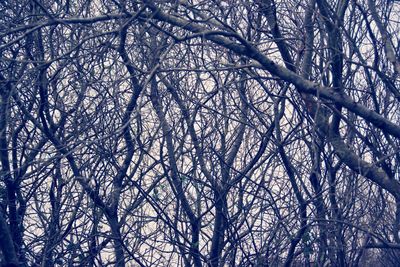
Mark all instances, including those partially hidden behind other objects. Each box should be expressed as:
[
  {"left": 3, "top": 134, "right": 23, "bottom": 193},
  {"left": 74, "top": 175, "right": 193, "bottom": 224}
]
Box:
[{"left": 0, "top": 0, "right": 399, "bottom": 266}]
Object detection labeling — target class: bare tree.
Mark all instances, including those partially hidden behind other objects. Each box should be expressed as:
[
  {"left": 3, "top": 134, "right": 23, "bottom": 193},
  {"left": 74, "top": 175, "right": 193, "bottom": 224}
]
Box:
[{"left": 0, "top": 0, "right": 400, "bottom": 266}]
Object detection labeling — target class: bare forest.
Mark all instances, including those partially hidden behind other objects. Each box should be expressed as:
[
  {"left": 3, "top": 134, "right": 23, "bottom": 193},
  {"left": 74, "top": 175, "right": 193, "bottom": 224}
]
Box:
[{"left": 1, "top": 0, "right": 400, "bottom": 266}]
